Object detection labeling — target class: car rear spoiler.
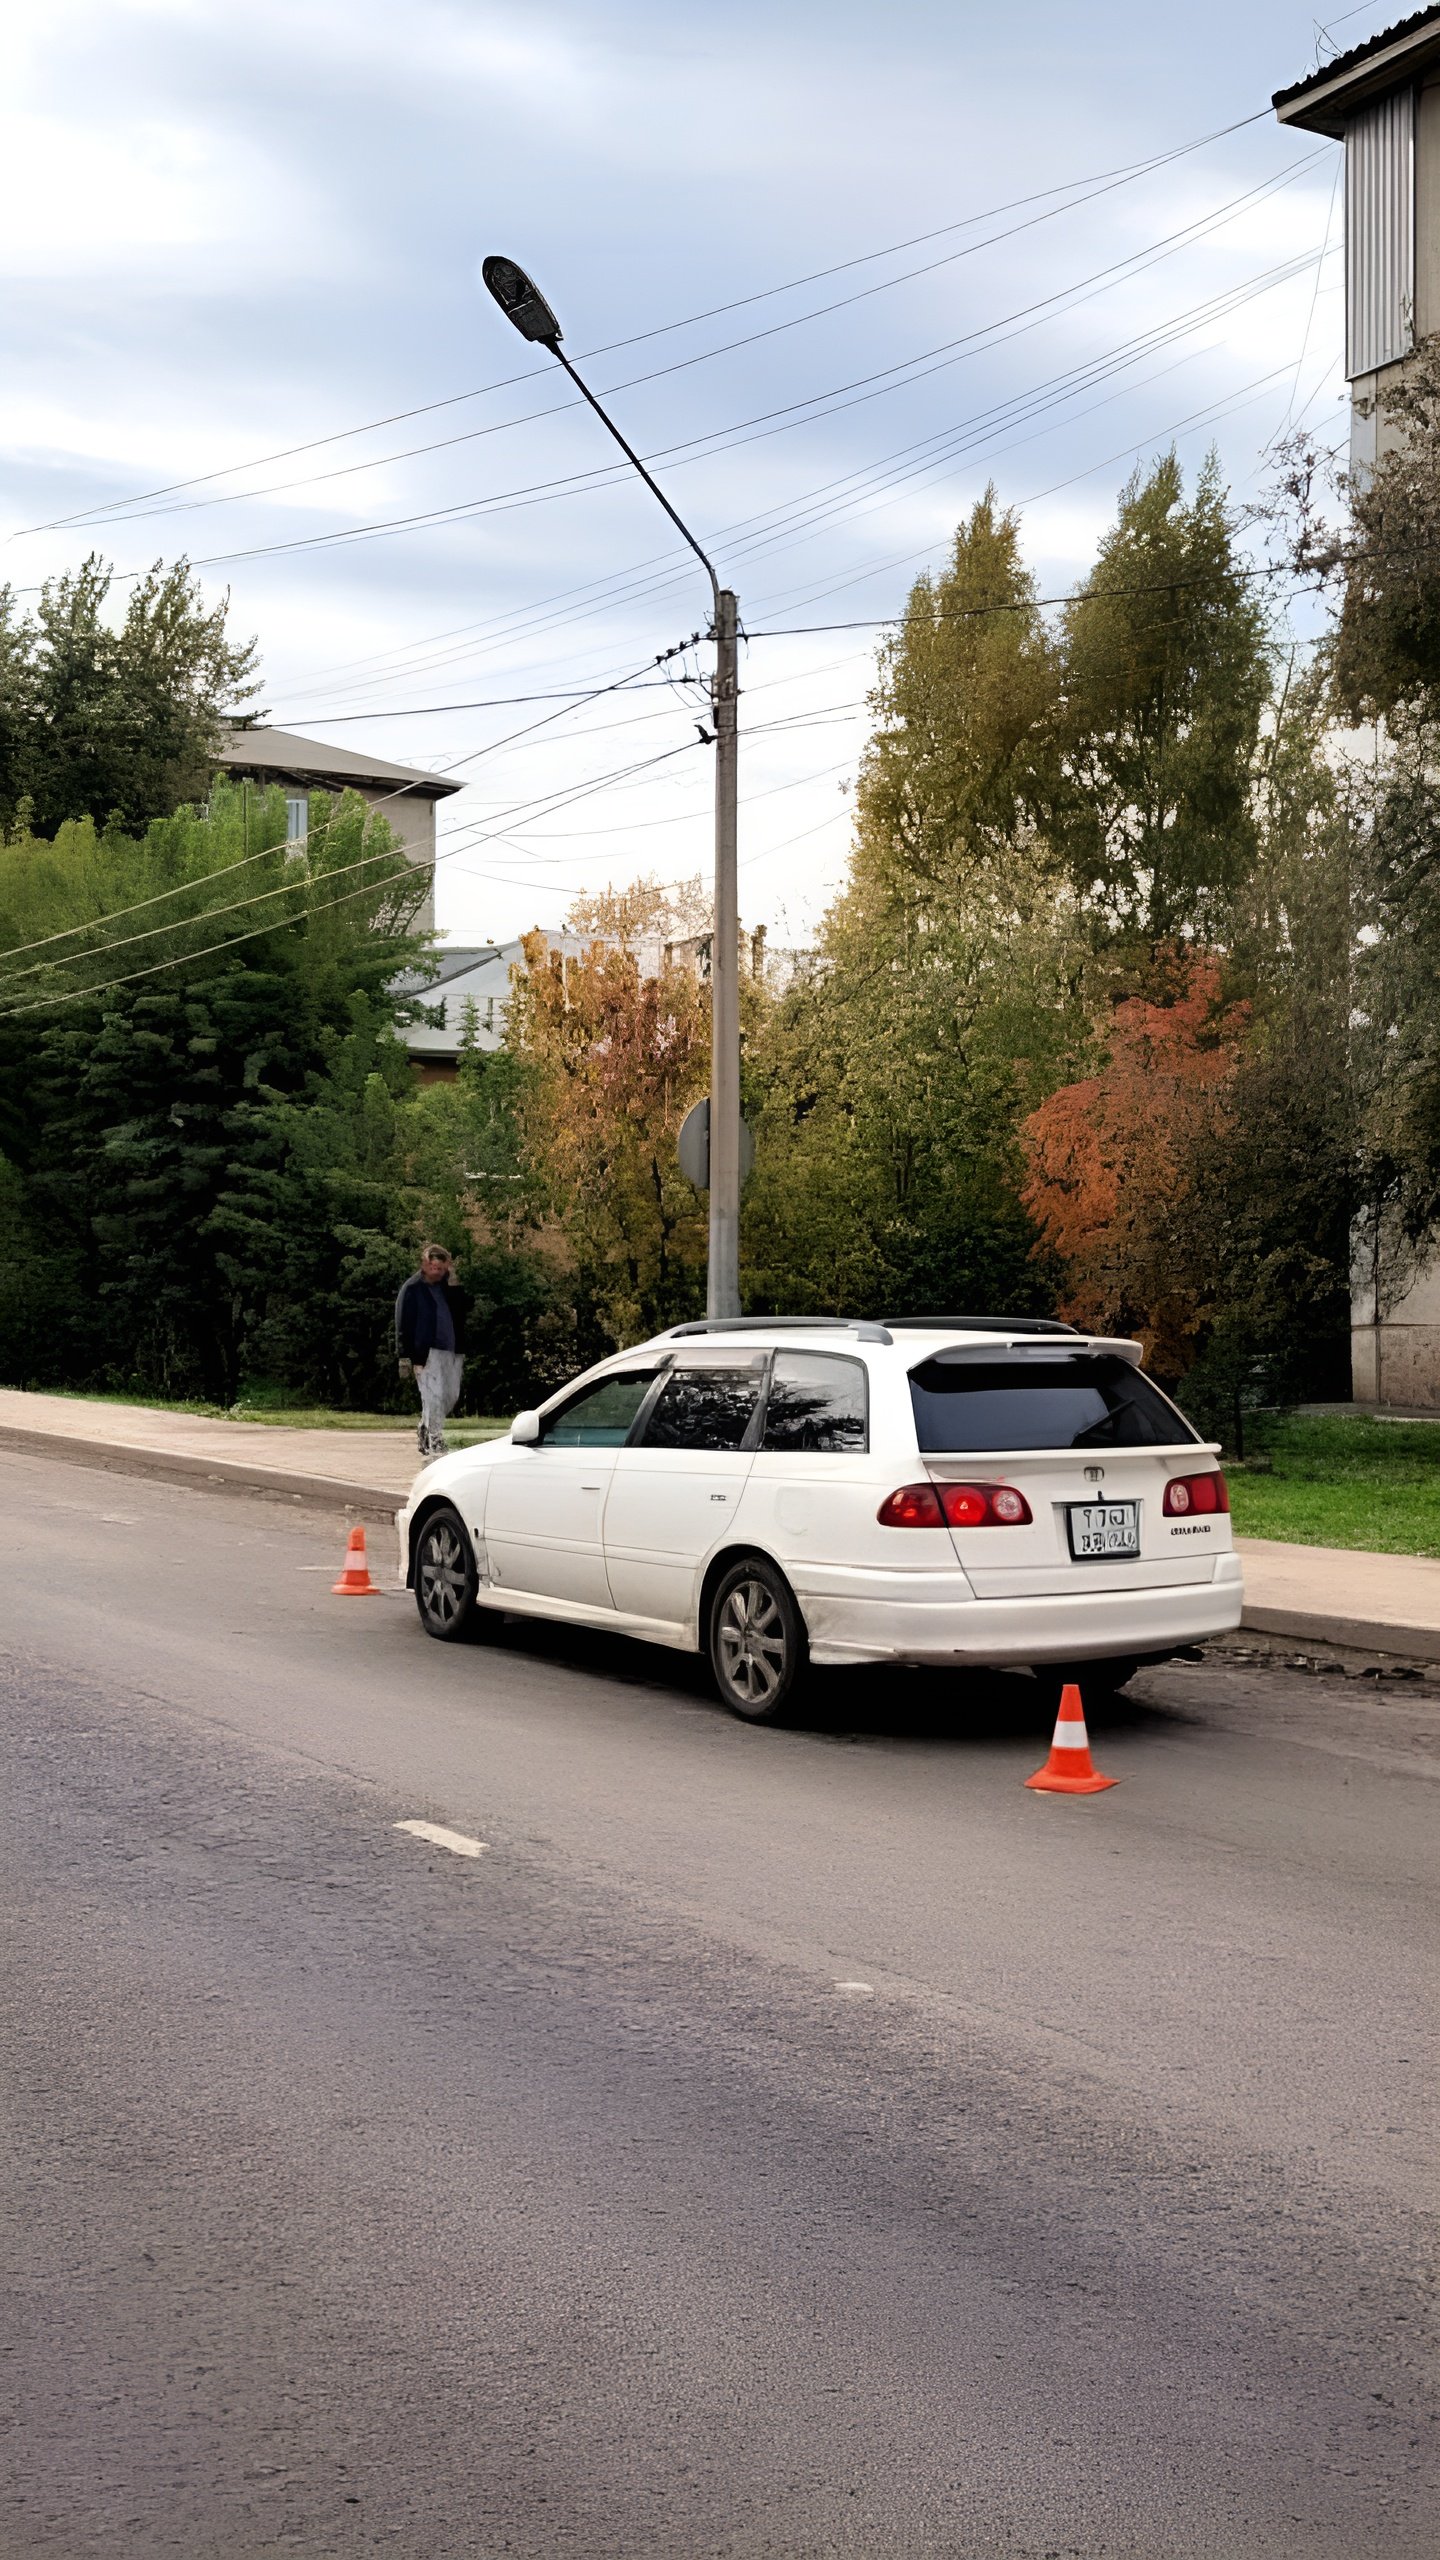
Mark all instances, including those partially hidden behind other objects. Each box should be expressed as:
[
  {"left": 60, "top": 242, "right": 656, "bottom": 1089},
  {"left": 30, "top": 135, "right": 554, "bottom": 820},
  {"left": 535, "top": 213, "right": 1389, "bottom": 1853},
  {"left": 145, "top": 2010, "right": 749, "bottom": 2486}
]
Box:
[{"left": 919, "top": 1335, "right": 1144, "bottom": 1368}]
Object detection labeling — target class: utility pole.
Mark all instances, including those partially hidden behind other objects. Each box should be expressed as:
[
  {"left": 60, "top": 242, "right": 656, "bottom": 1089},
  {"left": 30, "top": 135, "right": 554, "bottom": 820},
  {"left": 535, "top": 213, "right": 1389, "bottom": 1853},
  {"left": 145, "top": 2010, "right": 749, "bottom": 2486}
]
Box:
[
  {"left": 481, "top": 253, "right": 743, "bottom": 1318},
  {"left": 708, "top": 586, "right": 741, "bottom": 1317}
]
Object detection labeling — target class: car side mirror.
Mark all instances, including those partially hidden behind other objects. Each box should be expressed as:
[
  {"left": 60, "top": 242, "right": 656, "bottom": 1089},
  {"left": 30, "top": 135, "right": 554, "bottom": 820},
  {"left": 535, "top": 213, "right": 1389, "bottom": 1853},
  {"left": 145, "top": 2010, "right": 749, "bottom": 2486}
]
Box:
[{"left": 511, "top": 1409, "right": 541, "bottom": 1446}]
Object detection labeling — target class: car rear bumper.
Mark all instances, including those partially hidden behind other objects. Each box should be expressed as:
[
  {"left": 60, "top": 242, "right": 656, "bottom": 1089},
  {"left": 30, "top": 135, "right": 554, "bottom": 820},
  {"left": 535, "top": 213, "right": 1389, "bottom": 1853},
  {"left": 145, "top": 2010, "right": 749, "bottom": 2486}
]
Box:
[{"left": 795, "top": 1556, "right": 1243, "bottom": 1666}]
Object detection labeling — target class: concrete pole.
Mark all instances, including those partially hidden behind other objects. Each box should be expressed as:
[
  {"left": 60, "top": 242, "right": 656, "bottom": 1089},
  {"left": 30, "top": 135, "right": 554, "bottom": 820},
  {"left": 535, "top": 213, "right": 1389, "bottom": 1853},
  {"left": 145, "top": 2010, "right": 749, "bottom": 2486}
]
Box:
[{"left": 708, "top": 588, "right": 741, "bottom": 1319}]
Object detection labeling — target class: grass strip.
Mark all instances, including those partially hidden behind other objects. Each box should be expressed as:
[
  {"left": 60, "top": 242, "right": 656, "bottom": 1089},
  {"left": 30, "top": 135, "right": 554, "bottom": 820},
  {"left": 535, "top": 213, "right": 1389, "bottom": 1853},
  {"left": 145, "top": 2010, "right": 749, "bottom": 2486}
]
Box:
[{"left": 1229, "top": 1414, "right": 1440, "bottom": 1557}]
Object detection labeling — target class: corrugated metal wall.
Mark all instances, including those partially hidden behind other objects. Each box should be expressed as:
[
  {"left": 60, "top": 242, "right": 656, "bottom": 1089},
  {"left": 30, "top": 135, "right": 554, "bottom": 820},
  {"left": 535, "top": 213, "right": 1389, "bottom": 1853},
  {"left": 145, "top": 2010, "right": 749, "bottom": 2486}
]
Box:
[{"left": 1345, "top": 86, "right": 1416, "bottom": 378}]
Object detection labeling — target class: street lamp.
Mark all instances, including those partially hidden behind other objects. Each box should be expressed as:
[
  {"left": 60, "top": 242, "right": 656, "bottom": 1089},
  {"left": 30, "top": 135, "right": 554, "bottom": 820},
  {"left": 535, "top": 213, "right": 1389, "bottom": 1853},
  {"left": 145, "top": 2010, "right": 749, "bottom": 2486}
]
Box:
[{"left": 482, "top": 254, "right": 742, "bottom": 1321}]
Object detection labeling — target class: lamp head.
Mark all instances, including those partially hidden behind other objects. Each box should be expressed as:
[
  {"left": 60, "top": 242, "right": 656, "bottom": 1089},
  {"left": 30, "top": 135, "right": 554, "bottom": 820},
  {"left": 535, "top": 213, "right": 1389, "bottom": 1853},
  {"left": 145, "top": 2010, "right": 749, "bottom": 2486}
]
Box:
[{"left": 481, "top": 255, "right": 562, "bottom": 347}]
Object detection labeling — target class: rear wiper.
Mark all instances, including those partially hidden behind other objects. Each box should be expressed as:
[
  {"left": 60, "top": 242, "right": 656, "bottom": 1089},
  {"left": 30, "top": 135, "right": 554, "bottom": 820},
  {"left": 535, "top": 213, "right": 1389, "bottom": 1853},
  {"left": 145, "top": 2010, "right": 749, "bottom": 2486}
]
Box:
[
  {"left": 1071, "top": 1415, "right": 1121, "bottom": 1446},
  {"left": 1071, "top": 1399, "right": 1148, "bottom": 1447}
]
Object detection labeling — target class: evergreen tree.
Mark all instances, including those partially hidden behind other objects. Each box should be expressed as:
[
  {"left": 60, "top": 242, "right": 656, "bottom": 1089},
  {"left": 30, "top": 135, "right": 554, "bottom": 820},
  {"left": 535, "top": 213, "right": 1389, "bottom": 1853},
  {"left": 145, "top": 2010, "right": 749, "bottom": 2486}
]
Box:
[{"left": 1, "top": 783, "right": 427, "bottom": 1398}]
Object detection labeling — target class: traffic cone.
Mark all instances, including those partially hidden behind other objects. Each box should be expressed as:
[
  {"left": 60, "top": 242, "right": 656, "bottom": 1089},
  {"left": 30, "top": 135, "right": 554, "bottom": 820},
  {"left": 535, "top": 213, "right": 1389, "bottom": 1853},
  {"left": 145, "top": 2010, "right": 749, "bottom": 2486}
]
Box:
[
  {"left": 332, "top": 1524, "right": 380, "bottom": 1596},
  {"left": 1024, "top": 1681, "right": 1116, "bottom": 1794}
]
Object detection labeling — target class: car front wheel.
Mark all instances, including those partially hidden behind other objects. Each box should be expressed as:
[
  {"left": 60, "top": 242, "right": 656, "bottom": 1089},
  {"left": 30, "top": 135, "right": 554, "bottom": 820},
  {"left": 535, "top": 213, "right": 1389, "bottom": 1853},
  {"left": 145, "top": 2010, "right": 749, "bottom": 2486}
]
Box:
[
  {"left": 707, "top": 1556, "right": 807, "bottom": 1723},
  {"left": 414, "top": 1503, "right": 483, "bottom": 1642}
]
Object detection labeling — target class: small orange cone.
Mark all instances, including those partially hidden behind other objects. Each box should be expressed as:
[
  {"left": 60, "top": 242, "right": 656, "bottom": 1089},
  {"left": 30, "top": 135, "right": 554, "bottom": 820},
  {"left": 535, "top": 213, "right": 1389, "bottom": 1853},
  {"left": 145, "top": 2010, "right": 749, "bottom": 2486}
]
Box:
[
  {"left": 332, "top": 1524, "right": 381, "bottom": 1596},
  {"left": 1025, "top": 1681, "right": 1116, "bottom": 1794}
]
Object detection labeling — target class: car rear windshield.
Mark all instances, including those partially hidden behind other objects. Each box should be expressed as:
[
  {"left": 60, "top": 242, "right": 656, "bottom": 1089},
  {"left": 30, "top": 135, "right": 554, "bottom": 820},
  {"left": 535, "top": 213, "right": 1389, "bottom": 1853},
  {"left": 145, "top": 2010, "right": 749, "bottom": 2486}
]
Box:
[{"left": 908, "top": 1353, "right": 1196, "bottom": 1452}]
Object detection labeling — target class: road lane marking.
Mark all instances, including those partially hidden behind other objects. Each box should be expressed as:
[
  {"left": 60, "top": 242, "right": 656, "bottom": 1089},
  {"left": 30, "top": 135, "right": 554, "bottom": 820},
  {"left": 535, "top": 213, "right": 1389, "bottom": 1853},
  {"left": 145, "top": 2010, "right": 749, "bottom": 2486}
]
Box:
[
  {"left": 394, "top": 1819, "right": 488, "bottom": 1859},
  {"left": 834, "top": 1981, "right": 874, "bottom": 1997}
]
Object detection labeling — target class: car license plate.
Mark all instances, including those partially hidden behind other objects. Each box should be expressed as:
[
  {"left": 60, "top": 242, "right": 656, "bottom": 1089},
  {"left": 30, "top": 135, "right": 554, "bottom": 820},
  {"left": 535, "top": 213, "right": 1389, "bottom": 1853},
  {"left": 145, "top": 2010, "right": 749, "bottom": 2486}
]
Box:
[{"left": 1067, "top": 1500, "right": 1140, "bottom": 1560}]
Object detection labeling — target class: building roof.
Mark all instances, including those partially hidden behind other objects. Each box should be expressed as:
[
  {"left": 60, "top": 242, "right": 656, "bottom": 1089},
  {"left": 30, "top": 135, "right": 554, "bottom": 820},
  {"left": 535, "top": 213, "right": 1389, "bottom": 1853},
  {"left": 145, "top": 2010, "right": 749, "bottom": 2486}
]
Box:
[
  {"left": 1274, "top": 6, "right": 1440, "bottom": 133},
  {"left": 217, "top": 725, "right": 463, "bottom": 798}
]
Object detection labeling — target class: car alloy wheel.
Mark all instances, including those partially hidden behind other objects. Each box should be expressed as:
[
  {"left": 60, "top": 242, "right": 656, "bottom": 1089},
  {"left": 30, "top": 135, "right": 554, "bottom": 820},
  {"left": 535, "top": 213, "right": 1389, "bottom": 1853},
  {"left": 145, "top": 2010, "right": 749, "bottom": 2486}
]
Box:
[
  {"left": 415, "top": 1503, "right": 479, "bottom": 1642},
  {"left": 709, "top": 1557, "right": 806, "bottom": 1722}
]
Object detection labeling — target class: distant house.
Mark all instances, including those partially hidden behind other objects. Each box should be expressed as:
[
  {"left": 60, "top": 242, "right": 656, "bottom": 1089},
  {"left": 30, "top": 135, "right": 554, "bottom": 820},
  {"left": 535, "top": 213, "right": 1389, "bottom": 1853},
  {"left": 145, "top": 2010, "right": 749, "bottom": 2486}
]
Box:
[
  {"left": 217, "top": 726, "right": 462, "bottom": 930},
  {"left": 1275, "top": 7, "right": 1440, "bottom": 1410},
  {"left": 399, "top": 925, "right": 778, "bottom": 1081},
  {"left": 399, "top": 939, "right": 573, "bottom": 1082}
]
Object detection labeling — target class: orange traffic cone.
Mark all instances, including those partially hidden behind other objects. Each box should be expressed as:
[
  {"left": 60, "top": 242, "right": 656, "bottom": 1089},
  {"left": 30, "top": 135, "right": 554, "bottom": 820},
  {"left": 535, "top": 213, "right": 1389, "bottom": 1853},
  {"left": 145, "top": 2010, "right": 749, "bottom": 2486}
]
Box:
[
  {"left": 332, "top": 1524, "right": 381, "bottom": 1596},
  {"left": 1025, "top": 1681, "right": 1116, "bottom": 1794}
]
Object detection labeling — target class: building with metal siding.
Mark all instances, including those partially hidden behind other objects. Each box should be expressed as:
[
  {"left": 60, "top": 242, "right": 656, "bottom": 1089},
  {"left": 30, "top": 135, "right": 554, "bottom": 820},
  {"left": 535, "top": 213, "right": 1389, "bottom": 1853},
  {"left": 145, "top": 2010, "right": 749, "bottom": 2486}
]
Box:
[
  {"left": 1275, "top": 8, "right": 1440, "bottom": 472},
  {"left": 1275, "top": 11, "right": 1440, "bottom": 1409},
  {"left": 1345, "top": 86, "right": 1416, "bottom": 379}
]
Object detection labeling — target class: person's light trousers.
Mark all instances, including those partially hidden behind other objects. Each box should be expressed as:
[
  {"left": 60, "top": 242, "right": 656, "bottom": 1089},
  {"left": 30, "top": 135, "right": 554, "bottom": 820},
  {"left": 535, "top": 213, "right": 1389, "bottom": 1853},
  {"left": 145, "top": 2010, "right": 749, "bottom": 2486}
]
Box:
[{"left": 416, "top": 1348, "right": 465, "bottom": 1450}]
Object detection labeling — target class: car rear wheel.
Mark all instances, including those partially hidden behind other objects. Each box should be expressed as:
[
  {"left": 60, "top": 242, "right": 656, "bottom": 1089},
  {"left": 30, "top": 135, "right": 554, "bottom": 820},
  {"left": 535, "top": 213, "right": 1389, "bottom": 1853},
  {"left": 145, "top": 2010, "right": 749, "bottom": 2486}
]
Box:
[
  {"left": 707, "top": 1556, "right": 807, "bottom": 1723},
  {"left": 414, "top": 1503, "right": 484, "bottom": 1642}
]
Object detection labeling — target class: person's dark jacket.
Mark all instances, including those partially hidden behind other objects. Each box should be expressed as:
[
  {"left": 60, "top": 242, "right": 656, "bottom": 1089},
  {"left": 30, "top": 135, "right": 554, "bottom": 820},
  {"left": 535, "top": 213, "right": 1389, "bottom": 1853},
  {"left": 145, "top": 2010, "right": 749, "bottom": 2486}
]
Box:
[{"left": 395, "top": 1273, "right": 470, "bottom": 1365}]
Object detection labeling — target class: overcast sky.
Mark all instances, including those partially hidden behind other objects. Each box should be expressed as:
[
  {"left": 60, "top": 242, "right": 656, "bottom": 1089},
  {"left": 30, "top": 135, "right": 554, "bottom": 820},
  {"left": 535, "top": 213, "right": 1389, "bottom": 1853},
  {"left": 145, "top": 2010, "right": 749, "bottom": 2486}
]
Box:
[{"left": 3, "top": 1, "right": 1370, "bottom": 946}]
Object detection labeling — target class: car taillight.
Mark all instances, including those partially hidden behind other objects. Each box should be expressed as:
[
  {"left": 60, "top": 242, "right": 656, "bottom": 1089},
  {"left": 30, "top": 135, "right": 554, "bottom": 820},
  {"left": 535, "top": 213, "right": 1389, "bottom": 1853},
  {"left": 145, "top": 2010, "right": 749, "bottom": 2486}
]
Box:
[
  {"left": 877, "top": 1482, "right": 1033, "bottom": 1528},
  {"left": 1163, "top": 1470, "right": 1229, "bottom": 1517},
  {"left": 877, "top": 1483, "right": 946, "bottom": 1528}
]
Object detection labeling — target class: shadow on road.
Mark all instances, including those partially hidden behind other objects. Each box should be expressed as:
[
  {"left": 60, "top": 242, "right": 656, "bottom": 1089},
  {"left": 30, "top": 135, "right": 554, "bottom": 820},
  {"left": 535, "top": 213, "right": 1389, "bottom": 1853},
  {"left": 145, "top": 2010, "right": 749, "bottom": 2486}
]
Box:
[{"left": 465, "top": 1606, "right": 1190, "bottom": 1750}]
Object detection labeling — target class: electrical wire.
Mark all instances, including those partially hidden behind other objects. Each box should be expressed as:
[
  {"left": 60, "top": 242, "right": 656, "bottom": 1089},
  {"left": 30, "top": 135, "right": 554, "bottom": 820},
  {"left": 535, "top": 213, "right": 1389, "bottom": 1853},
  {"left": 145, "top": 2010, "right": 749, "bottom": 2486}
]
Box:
[
  {"left": 17, "top": 106, "right": 1273, "bottom": 539},
  {"left": 267, "top": 235, "right": 1335, "bottom": 725},
  {"left": 11, "top": 153, "right": 1324, "bottom": 595},
  {"left": 276, "top": 244, "right": 1326, "bottom": 726},
  {"left": 0, "top": 645, "right": 680, "bottom": 966},
  {"left": 0, "top": 736, "right": 715, "bottom": 1015},
  {"left": 1, "top": 685, "right": 876, "bottom": 988},
  {"left": 44, "top": 141, "right": 1288, "bottom": 533}
]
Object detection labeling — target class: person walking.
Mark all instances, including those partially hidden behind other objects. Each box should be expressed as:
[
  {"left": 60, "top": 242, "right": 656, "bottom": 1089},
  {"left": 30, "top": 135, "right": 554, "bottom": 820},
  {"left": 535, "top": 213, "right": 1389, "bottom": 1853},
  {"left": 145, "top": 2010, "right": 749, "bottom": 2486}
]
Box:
[{"left": 395, "top": 1244, "right": 470, "bottom": 1460}]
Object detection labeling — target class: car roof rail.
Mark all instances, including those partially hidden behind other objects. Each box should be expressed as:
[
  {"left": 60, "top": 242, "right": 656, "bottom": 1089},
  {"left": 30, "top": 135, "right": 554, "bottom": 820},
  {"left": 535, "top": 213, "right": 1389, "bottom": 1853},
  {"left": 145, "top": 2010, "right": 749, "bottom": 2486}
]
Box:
[
  {"left": 663, "top": 1315, "right": 894, "bottom": 1345},
  {"left": 884, "top": 1314, "right": 1080, "bottom": 1336}
]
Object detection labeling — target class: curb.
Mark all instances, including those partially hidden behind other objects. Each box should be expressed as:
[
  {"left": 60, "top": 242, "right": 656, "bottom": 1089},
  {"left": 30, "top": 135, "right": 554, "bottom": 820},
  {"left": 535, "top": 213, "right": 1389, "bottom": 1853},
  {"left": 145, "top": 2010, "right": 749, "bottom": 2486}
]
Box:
[
  {"left": 0, "top": 1422, "right": 406, "bottom": 1522},
  {"left": 7, "top": 1420, "right": 1439, "bottom": 1664},
  {"left": 1239, "top": 1601, "right": 1440, "bottom": 1665}
]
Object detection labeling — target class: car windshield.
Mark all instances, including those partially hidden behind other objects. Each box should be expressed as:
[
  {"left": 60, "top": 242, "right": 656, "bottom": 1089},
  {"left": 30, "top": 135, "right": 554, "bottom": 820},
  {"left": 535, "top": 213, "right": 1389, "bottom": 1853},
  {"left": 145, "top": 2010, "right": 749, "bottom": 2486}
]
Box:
[{"left": 909, "top": 1353, "right": 1196, "bottom": 1452}]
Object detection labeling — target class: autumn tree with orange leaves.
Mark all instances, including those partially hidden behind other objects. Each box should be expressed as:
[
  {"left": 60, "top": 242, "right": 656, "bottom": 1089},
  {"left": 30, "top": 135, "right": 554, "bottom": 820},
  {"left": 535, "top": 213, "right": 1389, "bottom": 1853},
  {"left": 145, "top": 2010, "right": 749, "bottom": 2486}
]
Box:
[
  {"left": 506, "top": 919, "right": 712, "bottom": 1344},
  {"left": 1019, "top": 952, "right": 1251, "bottom": 1380}
]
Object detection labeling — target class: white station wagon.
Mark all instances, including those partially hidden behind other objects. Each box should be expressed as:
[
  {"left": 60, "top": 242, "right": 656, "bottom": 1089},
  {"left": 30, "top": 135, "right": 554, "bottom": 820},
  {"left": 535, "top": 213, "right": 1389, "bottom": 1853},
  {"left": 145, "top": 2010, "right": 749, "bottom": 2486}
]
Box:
[{"left": 398, "top": 1316, "right": 1242, "bottom": 1721}]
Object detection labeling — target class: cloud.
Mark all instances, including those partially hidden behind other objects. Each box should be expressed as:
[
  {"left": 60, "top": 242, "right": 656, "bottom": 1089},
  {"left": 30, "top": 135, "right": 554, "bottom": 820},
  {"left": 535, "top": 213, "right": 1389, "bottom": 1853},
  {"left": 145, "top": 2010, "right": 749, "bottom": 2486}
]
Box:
[{"left": 2, "top": 0, "right": 1345, "bottom": 940}]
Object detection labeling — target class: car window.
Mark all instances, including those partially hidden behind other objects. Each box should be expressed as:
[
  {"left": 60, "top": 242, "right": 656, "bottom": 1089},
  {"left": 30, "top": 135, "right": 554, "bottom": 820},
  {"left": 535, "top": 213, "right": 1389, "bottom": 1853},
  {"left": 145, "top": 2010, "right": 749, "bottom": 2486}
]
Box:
[
  {"left": 540, "top": 1369, "right": 660, "bottom": 1448},
  {"left": 760, "top": 1351, "right": 868, "bottom": 1453},
  {"left": 909, "top": 1354, "right": 1196, "bottom": 1452},
  {"left": 637, "top": 1363, "right": 765, "bottom": 1453}
]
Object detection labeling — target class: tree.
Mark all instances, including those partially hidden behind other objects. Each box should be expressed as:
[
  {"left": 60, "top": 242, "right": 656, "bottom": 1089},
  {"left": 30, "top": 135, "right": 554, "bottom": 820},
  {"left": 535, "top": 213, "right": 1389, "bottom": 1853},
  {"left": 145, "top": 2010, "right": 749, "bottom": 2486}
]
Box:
[
  {"left": 745, "top": 496, "right": 1077, "bottom": 1319},
  {"left": 1335, "top": 334, "right": 1440, "bottom": 719},
  {"left": 0, "top": 555, "right": 260, "bottom": 837},
  {"left": 506, "top": 908, "right": 713, "bottom": 1346},
  {"left": 1059, "top": 452, "right": 1271, "bottom": 942},
  {"left": 1019, "top": 950, "right": 1251, "bottom": 1379},
  {"left": 849, "top": 490, "right": 1059, "bottom": 906},
  {"left": 0, "top": 782, "right": 427, "bottom": 1400}
]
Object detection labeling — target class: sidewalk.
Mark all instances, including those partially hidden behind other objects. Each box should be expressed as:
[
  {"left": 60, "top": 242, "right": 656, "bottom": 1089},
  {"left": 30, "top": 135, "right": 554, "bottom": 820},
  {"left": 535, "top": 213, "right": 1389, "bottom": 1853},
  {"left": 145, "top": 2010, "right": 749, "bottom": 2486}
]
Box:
[
  {"left": 0, "top": 1388, "right": 420, "bottom": 1517},
  {"left": 4, "top": 1388, "right": 1440, "bottom": 1659}
]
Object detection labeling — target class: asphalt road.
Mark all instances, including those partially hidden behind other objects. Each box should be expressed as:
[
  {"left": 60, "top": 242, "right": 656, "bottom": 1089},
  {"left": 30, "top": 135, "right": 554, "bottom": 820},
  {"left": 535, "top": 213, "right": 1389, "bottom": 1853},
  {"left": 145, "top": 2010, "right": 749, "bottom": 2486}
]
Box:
[{"left": 2, "top": 1453, "right": 1435, "bottom": 2559}]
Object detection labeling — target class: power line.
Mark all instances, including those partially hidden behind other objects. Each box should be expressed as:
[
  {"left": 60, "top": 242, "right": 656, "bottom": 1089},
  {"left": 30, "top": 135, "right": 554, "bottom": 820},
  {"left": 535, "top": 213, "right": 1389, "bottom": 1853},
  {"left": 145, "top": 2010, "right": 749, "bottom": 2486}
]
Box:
[
  {"left": 1, "top": 690, "right": 875, "bottom": 985},
  {"left": 0, "top": 646, "right": 678, "bottom": 965},
  {"left": 0, "top": 738, "right": 711, "bottom": 1015},
  {"left": 271, "top": 231, "right": 1320, "bottom": 715},
  {"left": 251, "top": 233, "right": 1332, "bottom": 747},
  {"left": 11, "top": 153, "right": 1323, "bottom": 594},
  {"left": 16, "top": 107, "right": 1272, "bottom": 540},
  {"left": 748, "top": 560, "right": 1332, "bottom": 637}
]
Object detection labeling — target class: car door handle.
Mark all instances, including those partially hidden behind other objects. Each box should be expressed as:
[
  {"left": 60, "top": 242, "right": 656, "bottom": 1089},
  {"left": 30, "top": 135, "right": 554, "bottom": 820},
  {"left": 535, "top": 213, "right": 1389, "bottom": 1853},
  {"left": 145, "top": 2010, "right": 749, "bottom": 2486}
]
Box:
[{"left": 582, "top": 1483, "right": 601, "bottom": 1493}]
